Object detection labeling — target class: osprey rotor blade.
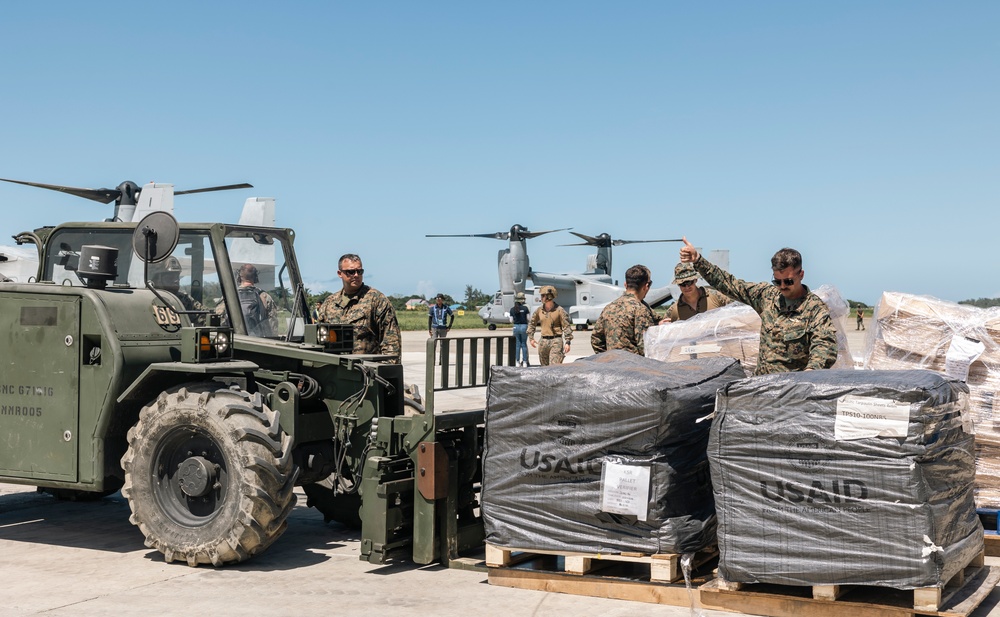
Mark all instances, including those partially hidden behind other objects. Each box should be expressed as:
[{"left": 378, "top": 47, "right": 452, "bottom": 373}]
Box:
[
  {"left": 175, "top": 183, "right": 254, "bottom": 196},
  {"left": 425, "top": 232, "right": 510, "bottom": 240},
  {"left": 568, "top": 231, "right": 603, "bottom": 245},
  {"left": 612, "top": 238, "right": 684, "bottom": 246},
  {"left": 0, "top": 177, "right": 120, "bottom": 204},
  {"left": 520, "top": 227, "right": 571, "bottom": 239}
]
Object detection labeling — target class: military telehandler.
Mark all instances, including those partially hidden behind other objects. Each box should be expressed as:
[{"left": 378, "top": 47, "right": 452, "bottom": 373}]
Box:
[{"left": 0, "top": 210, "right": 502, "bottom": 567}]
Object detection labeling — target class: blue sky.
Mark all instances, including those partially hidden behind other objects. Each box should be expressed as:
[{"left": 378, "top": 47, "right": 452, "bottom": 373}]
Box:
[{"left": 1, "top": 2, "right": 996, "bottom": 304}]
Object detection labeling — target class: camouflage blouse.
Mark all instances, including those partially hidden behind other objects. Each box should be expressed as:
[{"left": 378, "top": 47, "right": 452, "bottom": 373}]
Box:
[
  {"left": 591, "top": 292, "right": 656, "bottom": 355},
  {"left": 693, "top": 256, "right": 837, "bottom": 374},
  {"left": 318, "top": 285, "right": 401, "bottom": 362}
]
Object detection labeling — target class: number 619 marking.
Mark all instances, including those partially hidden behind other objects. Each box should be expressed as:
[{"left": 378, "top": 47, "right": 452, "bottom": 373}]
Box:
[{"left": 152, "top": 305, "right": 181, "bottom": 326}]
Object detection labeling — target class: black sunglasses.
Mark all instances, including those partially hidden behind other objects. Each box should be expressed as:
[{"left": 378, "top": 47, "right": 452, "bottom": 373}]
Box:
[
  {"left": 340, "top": 268, "right": 364, "bottom": 276},
  {"left": 772, "top": 277, "right": 796, "bottom": 287},
  {"left": 678, "top": 280, "right": 696, "bottom": 287}
]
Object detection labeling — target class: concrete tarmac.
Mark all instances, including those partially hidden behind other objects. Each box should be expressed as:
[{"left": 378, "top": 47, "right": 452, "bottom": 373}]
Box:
[{"left": 1, "top": 326, "right": 997, "bottom": 617}]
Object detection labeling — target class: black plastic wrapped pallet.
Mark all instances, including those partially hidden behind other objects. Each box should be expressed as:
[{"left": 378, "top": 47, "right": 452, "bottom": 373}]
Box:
[
  {"left": 710, "top": 369, "right": 984, "bottom": 589},
  {"left": 482, "top": 350, "right": 745, "bottom": 555}
]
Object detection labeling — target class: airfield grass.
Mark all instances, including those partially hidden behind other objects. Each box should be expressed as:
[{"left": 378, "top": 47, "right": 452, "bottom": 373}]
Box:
[
  {"left": 396, "top": 310, "right": 504, "bottom": 331},
  {"left": 395, "top": 306, "right": 871, "bottom": 332}
]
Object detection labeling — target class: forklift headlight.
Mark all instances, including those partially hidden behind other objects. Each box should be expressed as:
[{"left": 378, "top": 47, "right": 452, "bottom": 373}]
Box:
[
  {"left": 212, "top": 331, "right": 230, "bottom": 355},
  {"left": 305, "top": 323, "right": 353, "bottom": 353},
  {"left": 184, "top": 327, "right": 234, "bottom": 363}
]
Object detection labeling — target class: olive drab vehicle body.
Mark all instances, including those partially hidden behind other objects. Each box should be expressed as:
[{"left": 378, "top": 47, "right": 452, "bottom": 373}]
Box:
[{"left": 0, "top": 214, "right": 487, "bottom": 568}]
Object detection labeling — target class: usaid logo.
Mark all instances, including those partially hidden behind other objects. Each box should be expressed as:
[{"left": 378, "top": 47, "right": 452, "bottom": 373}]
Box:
[
  {"left": 759, "top": 479, "right": 869, "bottom": 504},
  {"left": 545, "top": 413, "right": 580, "bottom": 447},
  {"left": 518, "top": 449, "right": 602, "bottom": 475},
  {"left": 781, "top": 433, "right": 834, "bottom": 472}
]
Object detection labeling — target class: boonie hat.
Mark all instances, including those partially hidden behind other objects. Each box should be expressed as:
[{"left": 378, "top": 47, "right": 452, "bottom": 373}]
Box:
[
  {"left": 515, "top": 292, "right": 526, "bottom": 302},
  {"left": 539, "top": 285, "right": 557, "bottom": 299},
  {"left": 672, "top": 263, "right": 699, "bottom": 285}
]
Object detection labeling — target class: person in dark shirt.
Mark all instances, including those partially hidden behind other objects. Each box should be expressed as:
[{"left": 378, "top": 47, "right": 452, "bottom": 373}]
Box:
[{"left": 510, "top": 291, "right": 531, "bottom": 366}]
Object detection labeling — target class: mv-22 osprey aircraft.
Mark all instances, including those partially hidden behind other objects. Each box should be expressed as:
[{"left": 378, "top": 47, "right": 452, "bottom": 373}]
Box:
[
  {"left": 0, "top": 178, "right": 275, "bottom": 283},
  {"left": 429, "top": 225, "right": 730, "bottom": 330}
]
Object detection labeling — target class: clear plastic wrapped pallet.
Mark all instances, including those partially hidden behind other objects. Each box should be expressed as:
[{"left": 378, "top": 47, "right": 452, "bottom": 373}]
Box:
[
  {"left": 645, "top": 303, "right": 761, "bottom": 374},
  {"left": 710, "top": 369, "right": 983, "bottom": 588},
  {"left": 863, "top": 291, "right": 1000, "bottom": 508}
]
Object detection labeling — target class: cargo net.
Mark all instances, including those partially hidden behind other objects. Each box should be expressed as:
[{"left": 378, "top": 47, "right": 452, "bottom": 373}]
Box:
[
  {"left": 644, "top": 284, "right": 854, "bottom": 377},
  {"left": 863, "top": 291, "right": 1000, "bottom": 508}
]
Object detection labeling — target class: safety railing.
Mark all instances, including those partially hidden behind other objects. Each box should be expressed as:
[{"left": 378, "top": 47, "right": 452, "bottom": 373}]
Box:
[{"left": 423, "top": 333, "right": 516, "bottom": 413}]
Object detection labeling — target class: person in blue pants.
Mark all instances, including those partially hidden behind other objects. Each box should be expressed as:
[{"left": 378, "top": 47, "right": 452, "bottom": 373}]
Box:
[{"left": 510, "top": 291, "right": 531, "bottom": 366}]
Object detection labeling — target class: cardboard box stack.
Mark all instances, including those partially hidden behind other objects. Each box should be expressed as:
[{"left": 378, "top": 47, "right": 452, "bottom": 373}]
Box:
[{"left": 864, "top": 291, "right": 1000, "bottom": 508}]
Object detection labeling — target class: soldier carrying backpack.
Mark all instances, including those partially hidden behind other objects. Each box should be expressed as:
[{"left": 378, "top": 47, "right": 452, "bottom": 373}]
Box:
[{"left": 236, "top": 263, "right": 278, "bottom": 337}]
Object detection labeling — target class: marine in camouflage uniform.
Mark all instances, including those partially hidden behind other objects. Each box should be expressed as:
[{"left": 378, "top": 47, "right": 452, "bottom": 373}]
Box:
[
  {"left": 527, "top": 285, "right": 573, "bottom": 365},
  {"left": 235, "top": 264, "right": 279, "bottom": 337},
  {"left": 665, "top": 262, "right": 731, "bottom": 322},
  {"left": 318, "top": 253, "right": 401, "bottom": 363},
  {"left": 591, "top": 264, "right": 657, "bottom": 355},
  {"left": 238, "top": 286, "right": 278, "bottom": 335},
  {"left": 681, "top": 241, "right": 837, "bottom": 374},
  {"left": 176, "top": 291, "right": 207, "bottom": 313},
  {"left": 152, "top": 256, "right": 209, "bottom": 325}
]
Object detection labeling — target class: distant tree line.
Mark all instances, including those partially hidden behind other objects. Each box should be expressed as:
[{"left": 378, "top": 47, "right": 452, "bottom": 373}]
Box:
[
  {"left": 386, "top": 294, "right": 456, "bottom": 312},
  {"left": 848, "top": 298, "right": 1000, "bottom": 310},
  {"left": 958, "top": 297, "right": 1000, "bottom": 308},
  {"left": 301, "top": 285, "right": 492, "bottom": 313}
]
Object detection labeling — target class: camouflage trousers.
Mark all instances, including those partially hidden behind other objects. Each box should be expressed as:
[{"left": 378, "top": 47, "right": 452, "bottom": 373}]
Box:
[{"left": 537, "top": 338, "right": 565, "bottom": 366}]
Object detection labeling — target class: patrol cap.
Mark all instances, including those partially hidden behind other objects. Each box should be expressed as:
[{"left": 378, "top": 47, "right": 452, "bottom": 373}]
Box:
[
  {"left": 539, "top": 285, "right": 557, "bottom": 299},
  {"left": 672, "top": 263, "right": 699, "bottom": 285},
  {"left": 163, "top": 256, "right": 182, "bottom": 272},
  {"left": 515, "top": 292, "right": 526, "bottom": 302},
  {"left": 151, "top": 256, "right": 182, "bottom": 277},
  {"left": 151, "top": 256, "right": 182, "bottom": 288}
]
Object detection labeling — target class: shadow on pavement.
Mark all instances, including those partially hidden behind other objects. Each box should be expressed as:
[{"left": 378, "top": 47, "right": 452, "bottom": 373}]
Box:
[{"left": 0, "top": 488, "right": 364, "bottom": 571}]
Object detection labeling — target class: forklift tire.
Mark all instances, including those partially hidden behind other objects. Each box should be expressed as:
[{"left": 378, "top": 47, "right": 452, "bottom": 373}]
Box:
[
  {"left": 121, "top": 384, "right": 299, "bottom": 566},
  {"left": 488, "top": 324, "right": 497, "bottom": 331},
  {"left": 303, "top": 476, "right": 363, "bottom": 528}
]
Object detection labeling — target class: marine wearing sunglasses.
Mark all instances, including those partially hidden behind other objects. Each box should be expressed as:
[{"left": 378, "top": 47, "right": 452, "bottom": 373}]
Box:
[{"left": 677, "top": 237, "right": 837, "bottom": 375}]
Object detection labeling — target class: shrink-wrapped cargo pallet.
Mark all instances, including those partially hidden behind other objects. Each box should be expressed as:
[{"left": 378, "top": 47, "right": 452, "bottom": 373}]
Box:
[
  {"left": 645, "top": 284, "right": 854, "bottom": 376},
  {"left": 710, "top": 369, "right": 983, "bottom": 589},
  {"left": 482, "top": 351, "right": 745, "bottom": 555},
  {"left": 864, "top": 291, "right": 1000, "bottom": 508},
  {"left": 645, "top": 303, "right": 762, "bottom": 375}
]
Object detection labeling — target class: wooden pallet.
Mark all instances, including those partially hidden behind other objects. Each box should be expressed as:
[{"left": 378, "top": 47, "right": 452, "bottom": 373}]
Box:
[
  {"left": 984, "top": 534, "right": 1000, "bottom": 557},
  {"left": 485, "top": 543, "right": 716, "bottom": 583},
  {"left": 485, "top": 544, "right": 717, "bottom": 607},
  {"left": 701, "top": 559, "right": 998, "bottom": 617}
]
